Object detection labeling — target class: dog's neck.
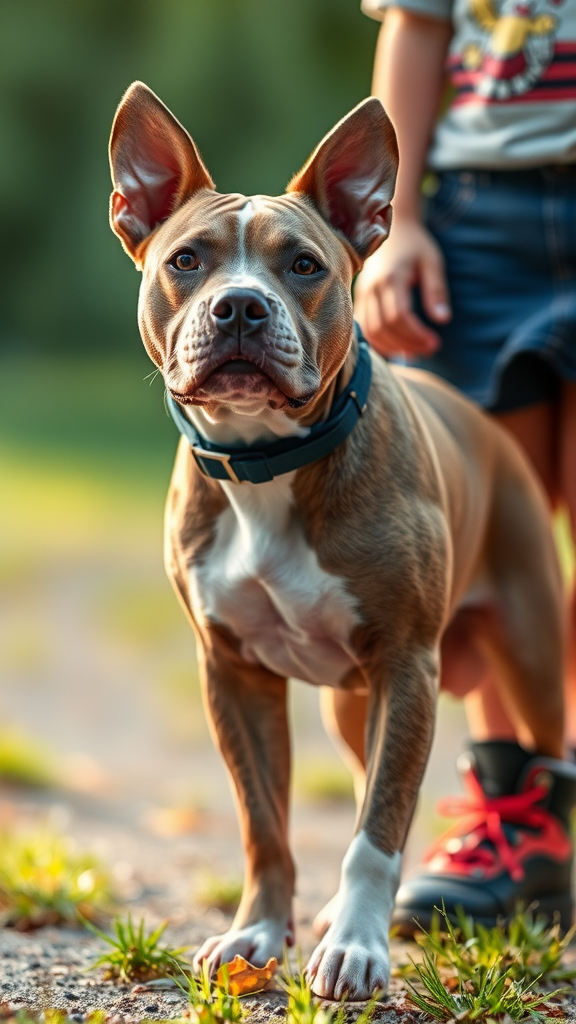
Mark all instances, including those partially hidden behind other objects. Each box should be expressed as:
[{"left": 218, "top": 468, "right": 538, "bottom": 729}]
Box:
[
  {"left": 182, "top": 339, "right": 358, "bottom": 448},
  {"left": 183, "top": 404, "right": 310, "bottom": 447}
]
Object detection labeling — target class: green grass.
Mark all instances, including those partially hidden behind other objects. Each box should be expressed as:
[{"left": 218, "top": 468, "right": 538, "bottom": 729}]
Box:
[
  {"left": 0, "top": 1012, "right": 107, "bottom": 1024},
  {"left": 196, "top": 874, "right": 243, "bottom": 914},
  {"left": 280, "top": 966, "right": 379, "bottom": 1024},
  {"left": 401, "top": 903, "right": 576, "bottom": 987},
  {"left": 0, "top": 727, "right": 59, "bottom": 788},
  {"left": 401, "top": 904, "right": 570, "bottom": 1022},
  {"left": 0, "top": 827, "right": 113, "bottom": 929},
  {"left": 406, "top": 950, "right": 555, "bottom": 1022},
  {"left": 181, "top": 960, "right": 246, "bottom": 1024},
  {"left": 294, "top": 758, "right": 354, "bottom": 803},
  {"left": 86, "top": 913, "right": 191, "bottom": 983},
  {"left": 281, "top": 970, "right": 345, "bottom": 1024}
]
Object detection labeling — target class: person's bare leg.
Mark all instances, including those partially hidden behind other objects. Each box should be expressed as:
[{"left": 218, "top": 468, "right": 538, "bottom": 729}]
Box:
[
  {"left": 560, "top": 382, "right": 576, "bottom": 745},
  {"left": 496, "top": 401, "right": 559, "bottom": 504},
  {"left": 463, "top": 402, "right": 559, "bottom": 742}
]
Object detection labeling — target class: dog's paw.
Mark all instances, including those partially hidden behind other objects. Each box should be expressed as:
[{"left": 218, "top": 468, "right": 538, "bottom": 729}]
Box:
[
  {"left": 193, "top": 918, "right": 290, "bottom": 974},
  {"left": 305, "top": 933, "right": 390, "bottom": 1001}
]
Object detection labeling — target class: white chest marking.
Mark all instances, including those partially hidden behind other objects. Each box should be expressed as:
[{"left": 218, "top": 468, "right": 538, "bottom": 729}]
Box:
[{"left": 190, "top": 474, "right": 361, "bottom": 686}]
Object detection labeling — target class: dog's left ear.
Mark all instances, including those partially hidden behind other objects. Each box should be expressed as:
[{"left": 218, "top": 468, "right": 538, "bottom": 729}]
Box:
[
  {"left": 287, "top": 98, "right": 398, "bottom": 263},
  {"left": 109, "top": 81, "right": 215, "bottom": 264}
]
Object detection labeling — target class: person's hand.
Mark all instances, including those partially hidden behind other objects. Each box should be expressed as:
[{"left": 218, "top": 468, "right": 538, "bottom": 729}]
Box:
[{"left": 354, "top": 216, "right": 451, "bottom": 358}]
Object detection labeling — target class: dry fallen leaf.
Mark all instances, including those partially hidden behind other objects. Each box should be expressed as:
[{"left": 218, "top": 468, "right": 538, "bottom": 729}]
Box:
[{"left": 216, "top": 954, "right": 278, "bottom": 995}]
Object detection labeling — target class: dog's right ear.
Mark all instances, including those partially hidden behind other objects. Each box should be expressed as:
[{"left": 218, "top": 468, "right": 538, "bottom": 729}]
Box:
[{"left": 109, "top": 82, "right": 214, "bottom": 265}]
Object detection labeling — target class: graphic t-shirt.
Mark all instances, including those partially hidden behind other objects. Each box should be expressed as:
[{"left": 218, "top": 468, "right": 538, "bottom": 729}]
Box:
[{"left": 362, "top": 0, "right": 576, "bottom": 167}]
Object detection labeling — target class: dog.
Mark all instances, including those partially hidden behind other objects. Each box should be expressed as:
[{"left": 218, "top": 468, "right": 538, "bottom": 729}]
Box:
[{"left": 108, "top": 82, "right": 565, "bottom": 1000}]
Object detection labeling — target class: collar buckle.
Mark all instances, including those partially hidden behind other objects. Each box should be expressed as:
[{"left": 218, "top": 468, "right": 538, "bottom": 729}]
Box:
[
  {"left": 349, "top": 390, "right": 367, "bottom": 417},
  {"left": 191, "top": 444, "right": 242, "bottom": 484}
]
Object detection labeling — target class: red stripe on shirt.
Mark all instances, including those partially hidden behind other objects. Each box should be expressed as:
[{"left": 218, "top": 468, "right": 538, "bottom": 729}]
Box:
[
  {"left": 452, "top": 85, "right": 576, "bottom": 105},
  {"left": 448, "top": 41, "right": 576, "bottom": 104}
]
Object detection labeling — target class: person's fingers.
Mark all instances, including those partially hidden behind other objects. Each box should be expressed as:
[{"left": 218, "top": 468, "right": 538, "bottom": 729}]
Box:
[
  {"left": 419, "top": 250, "right": 452, "bottom": 324},
  {"left": 361, "top": 303, "right": 440, "bottom": 358},
  {"left": 380, "top": 273, "right": 440, "bottom": 354}
]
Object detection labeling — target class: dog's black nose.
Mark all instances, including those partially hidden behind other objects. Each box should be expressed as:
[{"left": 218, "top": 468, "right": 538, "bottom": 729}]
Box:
[{"left": 210, "top": 288, "right": 271, "bottom": 332}]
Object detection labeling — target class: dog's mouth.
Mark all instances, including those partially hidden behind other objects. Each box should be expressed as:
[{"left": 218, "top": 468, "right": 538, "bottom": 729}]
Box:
[
  {"left": 209, "top": 359, "right": 268, "bottom": 378},
  {"left": 169, "top": 357, "right": 314, "bottom": 409}
]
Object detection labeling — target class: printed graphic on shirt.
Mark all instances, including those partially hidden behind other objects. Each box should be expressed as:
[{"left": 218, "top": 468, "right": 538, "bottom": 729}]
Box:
[{"left": 448, "top": 0, "right": 576, "bottom": 102}]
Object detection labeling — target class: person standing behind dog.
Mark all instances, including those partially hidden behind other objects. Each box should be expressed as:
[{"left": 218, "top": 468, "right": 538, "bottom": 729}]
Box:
[{"left": 354, "top": 0, "right": 576, "bottom": 925}]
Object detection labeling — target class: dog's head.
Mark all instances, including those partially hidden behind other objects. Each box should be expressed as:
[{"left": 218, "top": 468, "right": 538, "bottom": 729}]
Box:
[{"left": 109, "top": 83, "right": 397, "bottom": 426}]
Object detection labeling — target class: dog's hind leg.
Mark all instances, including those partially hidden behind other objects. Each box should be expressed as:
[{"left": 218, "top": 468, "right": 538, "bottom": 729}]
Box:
[{"left": 319, "top": 688, "right": 367, "bottom": 804}]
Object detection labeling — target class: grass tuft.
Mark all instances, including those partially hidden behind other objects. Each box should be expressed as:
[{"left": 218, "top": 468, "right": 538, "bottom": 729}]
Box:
[
  {"left": 280, "top": 969, "right": 346, "bottom": 1024},
  {"left": 0, "top": 728, "right": 58, "bottom": 788},
  {"left": 0, "top": 828, "right": 112, "bottom": 929},
  {"left": 0, "top": 1011, "right": 107, "bottom": 1024},
  {"left": 402, "top": 903, "right": 570, "bottom": 1022},
  {"left": 86, "top": 913, "right": 191, "bottom": 982},
  {"left": 407, "top": 950, "right": 555, "bottom": 1022},
  {"left": 181, "top": 960, "right": 246, "bottom": 1024},
  {"left": 400, "top": 902, "right": 576, "bottom": 987},
  {"left": 280, "top": 963, "right": 379, "bottom": 1024}
]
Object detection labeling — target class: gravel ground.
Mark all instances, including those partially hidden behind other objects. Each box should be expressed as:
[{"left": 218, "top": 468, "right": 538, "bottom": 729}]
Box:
[
  {"left": 2, "top": 918, "right": 576, "bottom": 1023},
  {"left": 0, "top": 780, "right": 419, "bottom": 1022},
  {"left": 0, "top": 921, "right": 422, "bottom": 1023}
]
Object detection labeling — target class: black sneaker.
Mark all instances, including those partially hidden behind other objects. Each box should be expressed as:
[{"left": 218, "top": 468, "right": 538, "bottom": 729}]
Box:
[{"left": 393, "top": 741, "right": 576, "bottom": 935}]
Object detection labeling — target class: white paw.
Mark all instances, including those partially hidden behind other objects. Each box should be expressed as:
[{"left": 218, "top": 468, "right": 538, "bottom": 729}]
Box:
[
  {"left": 193, "top": 918, "right": 289, "bottom": 974},
  {"left": 306, "top": 832, "right": 401, "bottom": 1000},
  {"left": 306, "top": 932, "right": 390, "bottom": 1001}
]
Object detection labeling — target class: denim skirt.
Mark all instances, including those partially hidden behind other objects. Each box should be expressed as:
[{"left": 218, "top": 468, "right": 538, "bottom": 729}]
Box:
[{"left": 412, "top": 167, "right": 576, "bottom": 412}]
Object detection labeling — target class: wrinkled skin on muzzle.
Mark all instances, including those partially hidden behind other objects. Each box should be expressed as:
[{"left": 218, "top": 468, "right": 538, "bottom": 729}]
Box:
[{"left": 137, "top": 189, "right": 355, "bottom": 422}]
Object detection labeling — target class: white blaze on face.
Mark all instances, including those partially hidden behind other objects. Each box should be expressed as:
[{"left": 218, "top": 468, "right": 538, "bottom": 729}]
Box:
[{"left": 176, "top": 195, "right": 310, "bottom": 434}]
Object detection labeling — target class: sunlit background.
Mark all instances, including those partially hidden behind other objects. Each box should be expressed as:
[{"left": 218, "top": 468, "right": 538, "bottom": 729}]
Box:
[{"left": 0, "top": 0, "right": 467, "bottom": 940}]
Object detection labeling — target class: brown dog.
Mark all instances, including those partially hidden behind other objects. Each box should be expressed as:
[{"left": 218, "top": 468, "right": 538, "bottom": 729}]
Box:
[{"left": 108, "top": 83, "right": 565, "bottom": 1000}]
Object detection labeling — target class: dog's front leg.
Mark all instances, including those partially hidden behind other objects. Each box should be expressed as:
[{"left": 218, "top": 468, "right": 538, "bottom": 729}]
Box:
[
  {"left": 307, "top": 646, "right": 438, "bottom": 1000},
  {"left": 193, "top": 628, "right": 294, "bottom": 972}
]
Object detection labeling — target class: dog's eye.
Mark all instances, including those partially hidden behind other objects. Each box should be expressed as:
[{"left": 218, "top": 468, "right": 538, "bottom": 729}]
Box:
[
  {"left": 292, "top": 256, "right": 321, "bottom": 276},
  {"left": 170, "top": 251, "right": 201, "bottom": 272}
]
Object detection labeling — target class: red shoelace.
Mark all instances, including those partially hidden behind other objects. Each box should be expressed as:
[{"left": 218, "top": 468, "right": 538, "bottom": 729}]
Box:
[{"left": 424, "top": 771, "right": 549, "bottom": 882}]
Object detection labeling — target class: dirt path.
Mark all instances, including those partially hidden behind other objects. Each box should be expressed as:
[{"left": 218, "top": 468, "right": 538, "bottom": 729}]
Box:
[{"left": 0, "top": 781, "right": 417, "bottom": 1022}]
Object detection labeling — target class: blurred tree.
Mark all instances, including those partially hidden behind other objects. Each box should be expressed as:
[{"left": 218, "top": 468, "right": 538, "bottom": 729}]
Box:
[{"left": 0, "top": 0, "right": 378, "bottom": 355}]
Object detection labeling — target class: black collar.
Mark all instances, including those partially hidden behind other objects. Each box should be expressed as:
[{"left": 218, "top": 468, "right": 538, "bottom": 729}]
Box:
[{"left": 166, "top": 327, "right": 372, "bottom": 485}]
